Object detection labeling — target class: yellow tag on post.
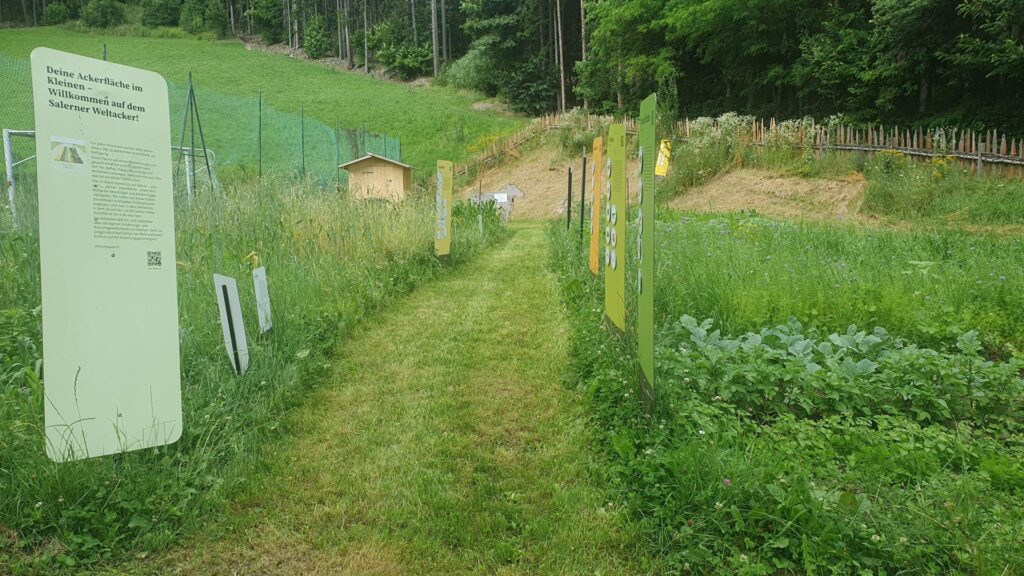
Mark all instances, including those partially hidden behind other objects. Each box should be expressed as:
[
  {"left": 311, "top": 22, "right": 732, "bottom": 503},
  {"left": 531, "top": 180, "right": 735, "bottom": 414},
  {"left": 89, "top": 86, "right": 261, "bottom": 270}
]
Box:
[{"left": 655, "top": 139, "right": 672, "bottom": 177}]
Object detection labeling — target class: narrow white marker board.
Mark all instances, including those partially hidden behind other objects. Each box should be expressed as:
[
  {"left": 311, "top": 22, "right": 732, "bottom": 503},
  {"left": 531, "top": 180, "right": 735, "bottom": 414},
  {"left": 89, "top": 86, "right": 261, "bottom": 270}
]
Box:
[
  {"left": 213, "top": 274, "right": 249, "bottom": 374},
  {"left": 494, "top": 193, "right": 508, "bottom": 204},
  {"left": 31, "top": 48, "right": 181, "bottom": 462},
  {"left": 252, "top": 266, "right": 273, "bottom": 333}
]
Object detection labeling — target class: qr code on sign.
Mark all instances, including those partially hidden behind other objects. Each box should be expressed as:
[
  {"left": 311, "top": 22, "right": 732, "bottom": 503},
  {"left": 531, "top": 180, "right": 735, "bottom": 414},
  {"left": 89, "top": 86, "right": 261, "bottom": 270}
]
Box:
[{"left": 147, "top": 251, "right": 162, "bottom": 267}]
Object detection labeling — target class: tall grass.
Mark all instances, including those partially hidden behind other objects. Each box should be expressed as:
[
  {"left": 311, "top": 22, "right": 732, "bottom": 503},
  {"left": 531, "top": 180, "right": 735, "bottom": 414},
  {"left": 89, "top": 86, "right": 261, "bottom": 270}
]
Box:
[
  {"left": 548, "top": 217, "right": 1024, "bottom": 573},
  {"left": 655, "top": 212, "right": 1024, "bottom": 355},
  {"left": 0, "top": 177, "right": 506, "bottom": 567}
]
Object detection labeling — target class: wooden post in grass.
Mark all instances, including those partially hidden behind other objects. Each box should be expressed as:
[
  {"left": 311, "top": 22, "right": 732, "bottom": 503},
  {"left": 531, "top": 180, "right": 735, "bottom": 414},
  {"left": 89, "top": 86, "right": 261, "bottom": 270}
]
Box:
[
  {"left": 566, "top": 166, "right": 573, "bottom": 230},
  {"left": 257, "top": 91, "right": 262, "bottom": 179}
]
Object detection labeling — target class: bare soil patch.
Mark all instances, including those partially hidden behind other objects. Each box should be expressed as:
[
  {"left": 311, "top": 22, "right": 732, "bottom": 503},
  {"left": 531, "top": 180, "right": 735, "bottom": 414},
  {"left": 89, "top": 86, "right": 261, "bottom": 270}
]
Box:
[
  {"left": 670, "top": 168, "right": 867, "bottom": 222},
  {"left": 460, "top": 143, "right": 637, "bottom": 220}
]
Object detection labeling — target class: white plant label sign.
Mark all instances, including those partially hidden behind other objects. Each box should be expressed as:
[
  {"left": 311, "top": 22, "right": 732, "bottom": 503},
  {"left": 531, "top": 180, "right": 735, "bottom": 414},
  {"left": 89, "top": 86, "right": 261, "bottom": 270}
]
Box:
[
  {"left": 253, "top": 266, "right": 273, "bottom": 333},
  {"left": 31, "top": 48, "right": 181, "bottom": 462},
  {"left": 213, "top": 274, "right": 250, "bottom": 375}
]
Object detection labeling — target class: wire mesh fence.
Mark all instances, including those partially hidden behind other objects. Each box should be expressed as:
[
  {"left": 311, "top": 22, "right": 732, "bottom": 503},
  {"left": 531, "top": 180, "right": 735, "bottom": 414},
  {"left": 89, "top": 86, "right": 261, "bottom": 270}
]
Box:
[{"left": 0, "top": 53, "right": 403, "bottom": 210}]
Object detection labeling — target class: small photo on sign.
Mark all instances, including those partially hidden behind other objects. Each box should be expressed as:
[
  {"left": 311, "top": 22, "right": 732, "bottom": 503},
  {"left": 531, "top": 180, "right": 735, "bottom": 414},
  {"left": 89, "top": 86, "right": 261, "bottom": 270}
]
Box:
[{"left": 50, "top": 137, "right": 87, "bottom": 167}]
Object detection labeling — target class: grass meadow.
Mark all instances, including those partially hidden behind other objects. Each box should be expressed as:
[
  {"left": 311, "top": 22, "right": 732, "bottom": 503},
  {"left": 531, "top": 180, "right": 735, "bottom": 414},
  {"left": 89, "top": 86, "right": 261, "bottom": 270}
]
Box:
[
  {"left": 548, "top": 116, "right": 1024, "bottom": 573},
  {"left": 0, "top": 27, "right": 525, "bottom": 175},
  {"left": 0, "top": 176, "right": 507, "bottom": 569}
]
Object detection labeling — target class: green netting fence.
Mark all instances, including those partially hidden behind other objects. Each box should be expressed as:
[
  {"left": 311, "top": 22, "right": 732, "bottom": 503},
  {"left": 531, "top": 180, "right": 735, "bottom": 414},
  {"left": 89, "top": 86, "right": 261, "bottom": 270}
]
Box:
[{"left": 0, "top": 54, "right": 403, "bottom": 194}]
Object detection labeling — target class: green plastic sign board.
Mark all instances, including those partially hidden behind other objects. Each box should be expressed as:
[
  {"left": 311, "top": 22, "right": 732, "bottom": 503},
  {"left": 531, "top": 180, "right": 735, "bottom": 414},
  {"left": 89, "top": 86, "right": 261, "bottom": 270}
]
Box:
[
  {"left": 31, "top": 47, "right": 181, "bottom": 462},
  {"left": 604, "top": 124, "right": 626, "bottom": 331},
  {"left": 638, "top": 94, "right": 657, "bottom": 391},
  {"left": 435, "top": 160, "right": 453, "bottom": 258}
]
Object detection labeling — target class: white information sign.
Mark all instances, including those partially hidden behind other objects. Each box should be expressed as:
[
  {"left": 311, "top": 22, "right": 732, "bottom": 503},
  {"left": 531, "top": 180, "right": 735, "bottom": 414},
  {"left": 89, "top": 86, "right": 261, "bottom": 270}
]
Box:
[
  {"left": 213, "top": 274, "right": 250, "bottom": 375},
  {"left": 31, "top": 48, "right": 181, "bottom": 462},
  {"left": 494, "top": 193, "right": 508, "bottom": 204},
  {"left": 253, "top": 266, "right": 273, "bottom": 333}
]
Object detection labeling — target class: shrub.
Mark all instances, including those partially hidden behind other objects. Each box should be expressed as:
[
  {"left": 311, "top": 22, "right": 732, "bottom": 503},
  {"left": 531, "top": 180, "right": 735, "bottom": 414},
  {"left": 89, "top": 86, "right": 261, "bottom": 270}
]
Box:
[
  {"left": 248, "top": 0, "right": 283, "bottom": 44},
  {"left": 303, "top": 15, "right": 330, "bottom": 59},
  {"left": 42, "top": 2, "right": 71, "bottom": 24},
  {"left": 179, "top": 0, "right": 227, "bottom": 37},
  {"left": 439, "top": 39, "right": 499, "bottom": 94},
  {"left": 502, "top": 52, "right": 558, "bottom": 115},
  {"left": 141, "top": 0, "right": 181, "bottom": 27},
  {"left": 81, "top": 0, "right": 124, "bottom": 28},
  {"left": 365, "top": 19, "right": 430, "bottom": 79}
]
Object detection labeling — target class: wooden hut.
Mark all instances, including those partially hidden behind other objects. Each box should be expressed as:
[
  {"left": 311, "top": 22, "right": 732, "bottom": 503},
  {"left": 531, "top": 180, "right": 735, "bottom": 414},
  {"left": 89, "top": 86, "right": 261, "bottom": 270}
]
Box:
[{"left": 339, "top": 153, "right": 413, "bottom": 201}]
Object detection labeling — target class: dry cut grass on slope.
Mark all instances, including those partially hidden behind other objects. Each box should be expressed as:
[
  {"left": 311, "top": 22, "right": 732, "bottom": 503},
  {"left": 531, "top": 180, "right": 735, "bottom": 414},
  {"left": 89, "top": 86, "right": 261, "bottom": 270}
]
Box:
[{"left": 668, "top": 168, "right": 868, "bottom": 222}]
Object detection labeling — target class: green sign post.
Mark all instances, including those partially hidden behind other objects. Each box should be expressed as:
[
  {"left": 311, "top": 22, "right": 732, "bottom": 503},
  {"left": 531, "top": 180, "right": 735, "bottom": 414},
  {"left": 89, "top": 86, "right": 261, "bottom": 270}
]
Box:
[
  {"left": 31, "top": 48, "right": 181, "bottom": 461},
  {"left": 435, "top": 160, "right": 453, "bottom": 258},
  {"left": 638, "top": 94, "right": 657, "bottom": 400},
  {"left": 604, "top": 124, "right": 626, "bottom": 331}
]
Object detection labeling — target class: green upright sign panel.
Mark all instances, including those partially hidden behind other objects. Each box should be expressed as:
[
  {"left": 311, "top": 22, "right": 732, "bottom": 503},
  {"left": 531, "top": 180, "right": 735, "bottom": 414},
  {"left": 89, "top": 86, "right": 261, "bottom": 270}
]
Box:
[
  {"left": 435, "top": 160, "right": 453, "bottom": 258},
  {"left": 604, "top": 124, "right": 626, "bottom": 331},
  {"left": 31, "top": 48, "right": 181, "bottom": 461},
  {"left": 638, "top": 94, "right": 657, "bottom": 390}
]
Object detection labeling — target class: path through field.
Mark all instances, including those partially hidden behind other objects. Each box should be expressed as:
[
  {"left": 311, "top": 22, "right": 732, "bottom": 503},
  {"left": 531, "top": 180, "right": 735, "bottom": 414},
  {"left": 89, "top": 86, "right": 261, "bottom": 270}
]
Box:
[{"left": 114, "top": 223, "right": 640, "bottom": 575}]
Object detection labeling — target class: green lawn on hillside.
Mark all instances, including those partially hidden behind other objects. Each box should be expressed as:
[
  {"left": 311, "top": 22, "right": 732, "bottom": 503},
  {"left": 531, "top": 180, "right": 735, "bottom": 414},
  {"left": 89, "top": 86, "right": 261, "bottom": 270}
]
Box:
[{"left": 0, "top": 28, "right": 524, "bottom": 178}]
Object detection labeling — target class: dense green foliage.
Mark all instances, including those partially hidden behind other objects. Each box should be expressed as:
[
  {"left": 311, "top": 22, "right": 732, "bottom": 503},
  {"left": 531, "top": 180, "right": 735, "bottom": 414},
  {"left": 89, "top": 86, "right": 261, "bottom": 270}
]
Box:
[
  {"left": 139, "top": 0, "right": 179, "bottom": 27},
  {"left": 178, "top": 0, "right": 226, "bottom": 37},
  {"left": 301, "top": 14, "right": 329, "bottom": 59},
  {"left": 4, "top": 0, "right": 1018, "bottom": 128},
  {"left": 41, "top": 3, "right": 72, "bottom": 25},
  {"left": 366, "top": 18, "right": 432, "bottom": 80},
  {"left": 80, "top": 0, "right": 124, "bottom": 28},
  {"left": 0, "top": 179, "right": 507, "bottom": 568},
  {"left": 549, "top": 216, "right": 1024, "bottom": 573},
  {"left": 580, "top": 0, "right": 1023, "bottom": 129}
]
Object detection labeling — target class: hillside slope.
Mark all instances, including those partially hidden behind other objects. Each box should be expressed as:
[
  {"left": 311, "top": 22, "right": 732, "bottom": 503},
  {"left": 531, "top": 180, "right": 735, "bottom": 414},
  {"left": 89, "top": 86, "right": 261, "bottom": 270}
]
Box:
[{"left": 0, "top": 28, "right": 524, "bottom": 173}]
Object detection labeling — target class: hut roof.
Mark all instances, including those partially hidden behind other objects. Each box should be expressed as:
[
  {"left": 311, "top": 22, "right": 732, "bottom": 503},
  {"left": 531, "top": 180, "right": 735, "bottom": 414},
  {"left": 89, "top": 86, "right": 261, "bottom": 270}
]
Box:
[{"left": 339, "top": 153, "right": 413, "bottom": 170}]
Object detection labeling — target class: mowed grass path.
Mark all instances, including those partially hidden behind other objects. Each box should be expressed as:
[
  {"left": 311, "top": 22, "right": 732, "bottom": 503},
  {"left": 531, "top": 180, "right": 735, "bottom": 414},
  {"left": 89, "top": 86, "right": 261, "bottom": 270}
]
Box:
[{"left": 108, "top": 223, "right": 640, "bottom": 575}]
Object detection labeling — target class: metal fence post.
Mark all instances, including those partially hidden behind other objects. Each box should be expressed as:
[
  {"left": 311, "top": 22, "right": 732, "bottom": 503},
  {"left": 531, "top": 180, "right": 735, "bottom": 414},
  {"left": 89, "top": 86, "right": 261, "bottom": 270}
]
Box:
[
  {"left": 566, "top": 166, "right": 573, "bottom": 230},
  {"left": 579, "top": 155, "right": 587, "bottom": 239},
  {"left": 257, "top": 91, "right": 262, "bottom": 179}
]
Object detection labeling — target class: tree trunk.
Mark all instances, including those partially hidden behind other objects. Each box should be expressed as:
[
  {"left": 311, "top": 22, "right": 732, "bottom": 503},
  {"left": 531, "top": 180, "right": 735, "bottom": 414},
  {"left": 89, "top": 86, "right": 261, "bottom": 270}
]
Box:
[
  {"left": 430, "top": 0, "right": 439, "bottom": 77},
  {"left": 580, "top": 0, "right": 587, "bottom": 109},
  {"left": 441, "top": 0, "right": 448, "bottom": 62},
  {"left": 342, "top": 0, "right": 350, "bottom": 57},
  {"left": 617, "top": 62, "right": 624, "bottom": 109},
  {"left": 284, "top": 0, "right": 291, "bottom": 47},
  {"left": 919, "top": 76, "right": 929, "bottom": 115},
  {"left": 555, "top": 0, "right": 566, "bottom": 112},
  {"left": 344, "top": 0, "right": 353, "bottom": 67},
  {"left": 411, "top": 0, "right": 417, "bottom": 45},
  {"left": 363, "top": 0, "right": 369, "bottom": 73},
  {"left": 229, "top": 0, "right": 236, "bottom": 35}
]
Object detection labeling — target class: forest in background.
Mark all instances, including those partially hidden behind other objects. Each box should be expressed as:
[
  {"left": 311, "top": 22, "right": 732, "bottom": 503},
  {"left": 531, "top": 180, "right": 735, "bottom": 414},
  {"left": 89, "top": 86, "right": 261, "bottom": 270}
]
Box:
[{"left": 0, "top": 0, "right": 1021, "bottom": 130}]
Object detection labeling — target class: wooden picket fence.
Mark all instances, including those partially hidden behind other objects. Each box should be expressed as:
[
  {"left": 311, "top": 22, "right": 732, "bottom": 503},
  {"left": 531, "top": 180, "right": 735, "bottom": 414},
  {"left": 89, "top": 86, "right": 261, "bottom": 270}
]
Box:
[
  {"left": 745, "top": 118, "right": 1024, "bottom": 176},
  {"left": 457, "top": 112, "right": 1024, "bottom": 178}
]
